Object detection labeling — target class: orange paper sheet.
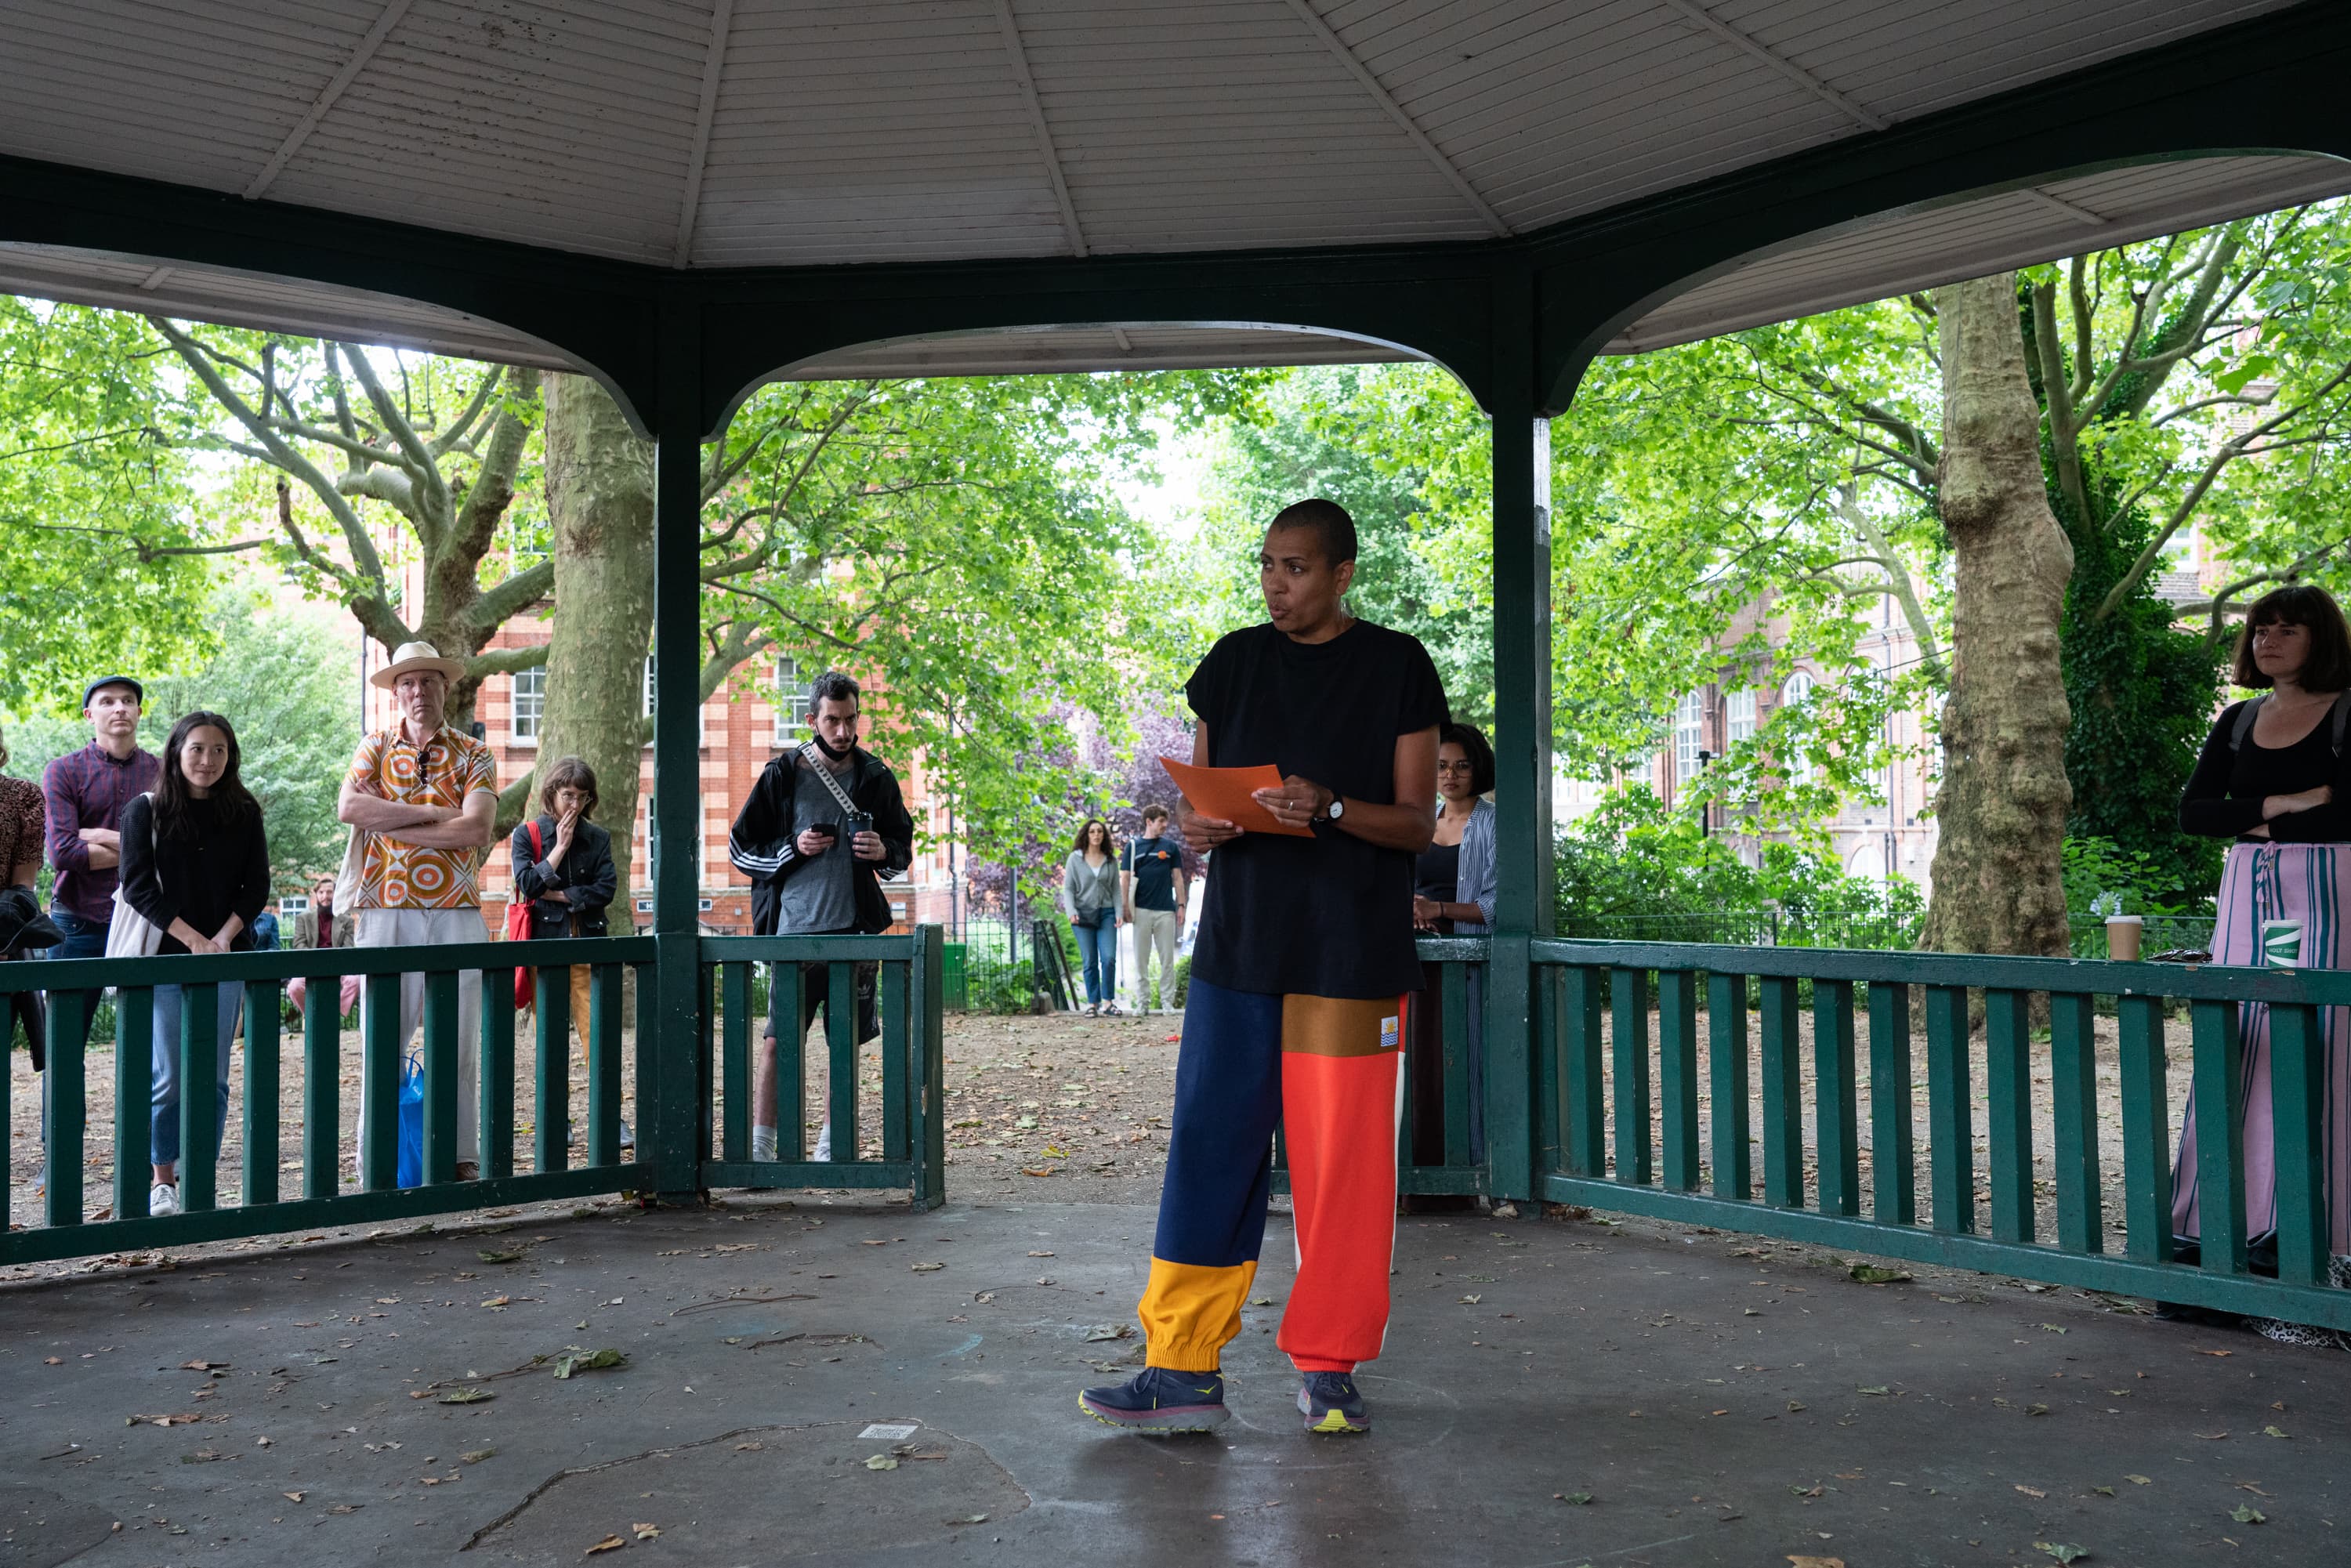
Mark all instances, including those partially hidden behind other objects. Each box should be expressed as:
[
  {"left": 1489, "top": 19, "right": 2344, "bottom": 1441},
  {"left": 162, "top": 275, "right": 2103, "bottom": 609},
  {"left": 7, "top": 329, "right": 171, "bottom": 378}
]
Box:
[{"left": 1157, "top": 756, "right": 1316, "bottom": 838}]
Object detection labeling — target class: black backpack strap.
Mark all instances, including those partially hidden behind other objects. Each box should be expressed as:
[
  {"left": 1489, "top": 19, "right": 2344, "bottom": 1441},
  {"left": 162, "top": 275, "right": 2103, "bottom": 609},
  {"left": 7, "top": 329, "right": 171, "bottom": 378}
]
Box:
[{"left": 2230, "top": 695, "right": 2266, "bottom": 751}]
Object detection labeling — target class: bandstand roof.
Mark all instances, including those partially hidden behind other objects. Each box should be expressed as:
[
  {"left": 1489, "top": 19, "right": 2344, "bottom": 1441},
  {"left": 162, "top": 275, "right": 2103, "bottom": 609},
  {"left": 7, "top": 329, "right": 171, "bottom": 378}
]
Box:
[{"left": 2, "top": 2, "right": 2348, "bottom": 394}]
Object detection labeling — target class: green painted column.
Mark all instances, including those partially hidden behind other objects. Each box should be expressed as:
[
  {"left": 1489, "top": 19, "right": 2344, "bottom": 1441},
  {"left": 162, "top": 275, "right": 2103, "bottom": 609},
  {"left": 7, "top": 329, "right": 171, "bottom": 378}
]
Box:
[
  {"left": 648, "top": 286, "right": 707, "bottom": 1204},
  {"left": 1483, "top": 265, "right": 1555, "bottom": 1204}
]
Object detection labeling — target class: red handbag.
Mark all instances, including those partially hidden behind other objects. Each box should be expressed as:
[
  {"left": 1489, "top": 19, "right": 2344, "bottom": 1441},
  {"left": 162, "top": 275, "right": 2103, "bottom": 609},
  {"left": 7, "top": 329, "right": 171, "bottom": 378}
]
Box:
[{"left": 506, "top": 820, "right": 542, "bottom": 1008}]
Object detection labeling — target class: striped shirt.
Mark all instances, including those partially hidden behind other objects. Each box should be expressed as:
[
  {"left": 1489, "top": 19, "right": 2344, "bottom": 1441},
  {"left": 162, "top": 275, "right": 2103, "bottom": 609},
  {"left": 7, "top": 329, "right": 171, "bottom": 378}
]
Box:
[{"left": 41, "top": 741, "right": 159, "bottom": 922}]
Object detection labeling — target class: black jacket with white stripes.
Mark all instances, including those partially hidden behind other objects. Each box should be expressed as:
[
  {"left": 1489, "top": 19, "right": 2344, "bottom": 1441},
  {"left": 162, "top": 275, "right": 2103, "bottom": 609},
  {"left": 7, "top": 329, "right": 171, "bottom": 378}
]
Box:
[{"left": 726, "top": 745, "right": 915, "bottom": 936}]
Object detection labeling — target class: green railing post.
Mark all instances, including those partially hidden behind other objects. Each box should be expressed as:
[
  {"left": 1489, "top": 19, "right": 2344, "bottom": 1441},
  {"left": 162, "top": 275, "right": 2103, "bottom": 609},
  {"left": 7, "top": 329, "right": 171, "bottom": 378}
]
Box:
[
  {"left": 2267, "top": 1001, "right": 2328, "bottom": 1287},
  {"left": 911, "top": 925, "right": 946, "bottom": 1208},
  {"left": 647, "top": 288, "right": 708, "bottom": 1204},
  {"left": 1657, "top": 968, "right": 1700, "bottom": 1191},
  {"left": 1983, "top": 988, "right": 2034, "bottom": 1244},
  {"left": 2049, "top": 990, "right": 2103, "bottom": 1254},
  {"left": 2190, "top": 998, "right": 2248, "bottom": 1274},
  {"left": 881, "top": 956, "right": 911, "bottom": 1163},
  {"left": 1924, "top": 984, "right": 1973, "bottom": 1234},
  {"left": 1812, "top": 977, "right": 1859, "bottom": 1217},
  {"left": 302, "top": 971, "right": 339, "bottom": 1199},
  {"left": 1440, "top": 961, "right": 1473, "bottom": 1169},
  {"left": 2115, "top": 994, "right": 2172, "bottom": 1264},
  {"left": 43, "top": 993, "right": 85, "bottom": 1228},
  {"left": 719, "top": 962, "right": 750, "bottom": 1164},
  {"left": 179, "top": 983, "right": 221, "bottom": 1213},
  {"left": 1865, "top": 980, "right": 1914, "bottom": 1224},
  {"left": 534, "top": 966, "right": 569, "bottom": 1171},
  {"left": 1707, "top": 972, "right": 1751, "bottom": 1200},
  {"left": 242, "top": 981, "right": 281, "bottom": 1208},
  {"left": 827, "top": 963, "right": 857, "bottom": 1160},
  {"left": 361, "top": 973, "right": 400, "bottom": 1191},
  {"left": 1563, "top": 966, "right": 1604, "bottom": 1178},
  {"left": 482, "top": 964, "right": 516, "bottom": 1182},
  {"left": 115, "top": 987, "right": 154, "bottom": 1219},
  {"left": 1758, "top": 974, "right": 1802, "bottom": 1208},
  {"left": 589, "top": 962, "right": 623, "bottom": 1168},
  {"left": 1610, "top": 965, "right": 1652, "bottom": 1185},
  {"left": 422, "top": 970, "right": 460, "bottom": 1185},
  {"left": 1483, "top": 279, "right": 1552, "bottom": 1205},
  {"left": 773, "top": 961, "right": 804, "bottom": 1163},
  {"left": 1534, "top": 964, "right": 1563, "bottom": 1180}
]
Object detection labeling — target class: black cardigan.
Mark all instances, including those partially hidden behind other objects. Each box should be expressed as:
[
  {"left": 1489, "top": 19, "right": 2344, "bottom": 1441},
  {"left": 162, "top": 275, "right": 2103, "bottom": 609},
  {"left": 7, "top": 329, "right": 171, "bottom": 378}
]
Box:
[
  {"left": 118, "top": 792, "right": 271, "bottom": 954},
  {"left": 509, "top": 815, "right": 617, "bottom": 937},
  {"left": 2179, "top": 697, "right": 2351, "bottom": 843}
]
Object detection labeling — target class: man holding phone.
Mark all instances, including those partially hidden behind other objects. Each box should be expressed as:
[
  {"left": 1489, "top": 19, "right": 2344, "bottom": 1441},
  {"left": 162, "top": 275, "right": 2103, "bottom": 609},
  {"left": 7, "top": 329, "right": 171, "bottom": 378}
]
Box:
[{"left": 728, "top": 670, "right": 915, "bottom": 1164}]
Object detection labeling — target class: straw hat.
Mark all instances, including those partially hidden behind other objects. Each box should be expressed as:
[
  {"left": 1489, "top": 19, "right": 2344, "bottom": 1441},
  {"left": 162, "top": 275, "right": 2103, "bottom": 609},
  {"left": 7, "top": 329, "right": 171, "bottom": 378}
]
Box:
[{"left": 371, "top": 640, "right": 465, "bottom": 689}]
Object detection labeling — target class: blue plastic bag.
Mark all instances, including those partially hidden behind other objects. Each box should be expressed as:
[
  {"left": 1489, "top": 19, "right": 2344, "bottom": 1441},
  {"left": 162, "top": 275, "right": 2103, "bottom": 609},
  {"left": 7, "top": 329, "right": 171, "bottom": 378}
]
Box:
[{"left": 397, "top": 1053, "right": 425, "bottom": 1188}]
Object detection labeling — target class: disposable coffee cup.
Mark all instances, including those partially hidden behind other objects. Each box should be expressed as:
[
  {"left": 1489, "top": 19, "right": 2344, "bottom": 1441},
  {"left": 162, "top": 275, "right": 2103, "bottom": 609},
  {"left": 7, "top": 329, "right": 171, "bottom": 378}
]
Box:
[
  {"left": 2105, "top": 914, "right": 2143, "bottom": 962},
  {"left": 2262, "top": 918, "right": 2305, "bottom": 969}
]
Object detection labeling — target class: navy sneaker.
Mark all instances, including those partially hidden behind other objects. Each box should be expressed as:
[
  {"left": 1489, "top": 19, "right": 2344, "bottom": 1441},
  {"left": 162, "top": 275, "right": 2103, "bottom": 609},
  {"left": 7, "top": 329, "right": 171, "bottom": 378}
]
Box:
[
  {"left": 1298, "top": 1371, "right": 1370, "bottom": 1434},
  {"left": 1078, "top": 1367, "right": 1228, "bottom": 1432}
]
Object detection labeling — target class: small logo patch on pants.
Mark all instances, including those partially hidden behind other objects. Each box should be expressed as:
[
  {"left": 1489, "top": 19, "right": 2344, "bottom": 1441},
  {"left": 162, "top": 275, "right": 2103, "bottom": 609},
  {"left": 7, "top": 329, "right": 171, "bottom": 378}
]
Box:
[{"left": 1379, "top": 1016, "right": 1400, "bottom": 1051}]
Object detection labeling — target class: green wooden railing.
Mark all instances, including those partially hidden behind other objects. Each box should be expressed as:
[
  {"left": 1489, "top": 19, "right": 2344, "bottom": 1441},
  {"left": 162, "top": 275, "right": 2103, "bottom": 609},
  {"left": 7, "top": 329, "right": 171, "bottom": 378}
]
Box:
[
  {"left": 1527, "top": 938, "right": 2349, "bottom": 1329},
  {"left": 2, "top": 929, "right": 948, "bottom": 1264},
  {"left": 695, "top": 930, "right": 945, "bottom": 1207}
]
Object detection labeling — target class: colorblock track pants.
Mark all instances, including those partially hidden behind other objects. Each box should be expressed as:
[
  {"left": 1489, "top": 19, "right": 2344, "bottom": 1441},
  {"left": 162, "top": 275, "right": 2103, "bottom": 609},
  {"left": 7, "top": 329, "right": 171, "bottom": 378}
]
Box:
[{"left": 1138, "top": 977, "right": 1405, "bottom": 1374}]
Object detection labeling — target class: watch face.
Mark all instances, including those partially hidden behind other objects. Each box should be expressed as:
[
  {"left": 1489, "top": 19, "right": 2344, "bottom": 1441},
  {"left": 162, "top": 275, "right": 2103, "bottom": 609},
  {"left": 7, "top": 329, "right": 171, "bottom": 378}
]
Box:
[{"left": 1327, "top": 798, "right": 1344, "bottom": 820}]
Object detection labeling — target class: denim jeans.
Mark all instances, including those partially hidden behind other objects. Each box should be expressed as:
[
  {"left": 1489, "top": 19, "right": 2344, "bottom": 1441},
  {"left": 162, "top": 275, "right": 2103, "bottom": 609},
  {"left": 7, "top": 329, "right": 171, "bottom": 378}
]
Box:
[
  {"left": 36, "top": 907, "right": 109, "bottom": 1172},
  {"left": 1073, "top": 905, "right": 1118, "bottom": 1006},
  {"left": 150, "top": 982, "right": 242, "bottom": 1171}
]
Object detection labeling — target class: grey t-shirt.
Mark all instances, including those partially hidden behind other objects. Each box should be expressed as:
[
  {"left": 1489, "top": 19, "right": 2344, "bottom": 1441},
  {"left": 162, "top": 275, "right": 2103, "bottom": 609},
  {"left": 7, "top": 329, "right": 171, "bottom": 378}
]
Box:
[{"left": 774, "top": 754, "right": 859, "bottom": 934}]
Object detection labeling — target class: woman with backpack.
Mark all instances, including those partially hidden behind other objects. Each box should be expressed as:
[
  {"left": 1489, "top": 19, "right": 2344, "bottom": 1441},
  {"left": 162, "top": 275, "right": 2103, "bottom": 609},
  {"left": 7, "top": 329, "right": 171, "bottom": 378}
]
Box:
[
  {"left": 117, "top": 710, "right": 271, "bottom": 1218},
  {"left": 509, "top": 756, "right": 622, "bottom": 1146},
  {"left": 2175, "top": 583, "right": 2351, "bottom": 1341}
]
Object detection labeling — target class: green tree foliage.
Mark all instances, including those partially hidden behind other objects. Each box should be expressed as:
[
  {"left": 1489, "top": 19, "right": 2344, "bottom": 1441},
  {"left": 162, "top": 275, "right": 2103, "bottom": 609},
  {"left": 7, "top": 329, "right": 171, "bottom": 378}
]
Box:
[{"left": 0, "top": 299, "right": 221, "bottom": 711}]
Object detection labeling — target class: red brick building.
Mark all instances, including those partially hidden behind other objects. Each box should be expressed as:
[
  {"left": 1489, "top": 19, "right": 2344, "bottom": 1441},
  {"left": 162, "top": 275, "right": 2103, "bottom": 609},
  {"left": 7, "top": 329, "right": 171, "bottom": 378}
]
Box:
[{"left": 361, "top": 615, "right": 962, "bottom": 935}]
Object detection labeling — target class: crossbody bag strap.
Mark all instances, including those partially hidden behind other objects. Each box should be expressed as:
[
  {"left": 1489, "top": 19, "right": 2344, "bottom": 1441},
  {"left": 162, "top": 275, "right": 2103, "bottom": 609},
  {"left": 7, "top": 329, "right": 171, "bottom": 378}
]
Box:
[{"left": 798, "top": 741, "right": 862, "bottom": 817}]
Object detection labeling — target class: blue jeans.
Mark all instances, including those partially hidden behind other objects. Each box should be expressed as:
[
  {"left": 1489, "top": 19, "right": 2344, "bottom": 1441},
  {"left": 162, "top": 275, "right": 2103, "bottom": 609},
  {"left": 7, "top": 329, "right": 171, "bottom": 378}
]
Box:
[
  {"left": 150, "top": 983, "right": 241, "bottom": 1171},
  {"left": 36, "top": 907, "right": 109, "bottom": 1170},
  {"left": 1073, "top": 906, "right": 1118, "bottom": 1006}
]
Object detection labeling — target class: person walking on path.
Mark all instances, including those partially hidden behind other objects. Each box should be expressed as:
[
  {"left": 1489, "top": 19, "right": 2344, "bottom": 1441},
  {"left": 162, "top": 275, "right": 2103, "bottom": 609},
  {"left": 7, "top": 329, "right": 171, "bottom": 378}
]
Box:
[
  {"left": 1404, "top": 721, "right": 1497, "bottom": 1194},
  {"left": 2175, "top": 584, "right": 2351, "bottom": 1338},
  {"left": 509, "top": 755, "right": 624, "bottom": 1148},
  {"left": 1121, "top": 804, "right": 1188, "bottom": 1014},
  {"left": 1081, "top": 497, "right": 1446, "bottom": 1436},
  {"left": 116, "top": 712, "right": 271, "bottom": 1217},
  {"left": 729, "top": 670, "right": 914, "bottom": 1165},
  {"left": 1062, "top": 819, "right": 1123, "bottom": 1016},
  {"left": 2, "top": 719, "right": 52, "bottom": 1082},
  {"left": 35, "top": 675, "right": 158, "bottom": 1200},
  {"left": 336, "top": 642, "right": 498, "bottom": 1182}
]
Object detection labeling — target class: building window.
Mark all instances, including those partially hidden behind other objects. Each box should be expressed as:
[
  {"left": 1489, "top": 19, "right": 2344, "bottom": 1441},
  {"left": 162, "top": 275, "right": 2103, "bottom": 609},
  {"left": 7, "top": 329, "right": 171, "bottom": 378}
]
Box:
[
  {"left": 1726, "top": 687, "right": 1756, "bottom": 747},
  {"left": 1672, "top": 691, "right": 1705, "bottom": 787},
  {"left": 641, "top": 655, "right": 706, "bottom": 746},
  {"left": 642, "top": 656, "right": 656, "bottom": 719},
  {"left": 512, "top": 665, "right": 545, "bottom": 744},
  {"left": 774, "top": 656, "right": 810, "bottom": 745},
  {"left": 1780, "top": 672, "right": 1818, "bottom": 783}
]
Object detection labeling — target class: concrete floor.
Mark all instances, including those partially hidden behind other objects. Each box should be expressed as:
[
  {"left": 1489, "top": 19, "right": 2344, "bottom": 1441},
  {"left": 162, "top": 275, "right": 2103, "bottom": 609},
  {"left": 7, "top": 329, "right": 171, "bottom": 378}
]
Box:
[{"left": 2, "top": 1196, "right": 2345, "bottom": 1567}]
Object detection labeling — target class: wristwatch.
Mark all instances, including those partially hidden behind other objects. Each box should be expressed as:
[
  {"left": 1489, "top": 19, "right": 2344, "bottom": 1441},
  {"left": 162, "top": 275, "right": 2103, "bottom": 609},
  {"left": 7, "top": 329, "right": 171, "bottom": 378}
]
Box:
[{"left": 1318, "top": 795, "right": 1346, "bottom": 824}]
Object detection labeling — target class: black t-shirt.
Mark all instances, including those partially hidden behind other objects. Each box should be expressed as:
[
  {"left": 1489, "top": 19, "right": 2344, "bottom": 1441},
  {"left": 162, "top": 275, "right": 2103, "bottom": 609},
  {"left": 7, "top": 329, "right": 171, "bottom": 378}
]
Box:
[
  {"left": 1186, "top": 619, "right": 1448, "bottom": 998},
  {"left": 1123, "top": 835, "right": 1181, "bottom": 911},
  {"left": 2180, "top": 697, "right": 2351, "bottom": 842}
]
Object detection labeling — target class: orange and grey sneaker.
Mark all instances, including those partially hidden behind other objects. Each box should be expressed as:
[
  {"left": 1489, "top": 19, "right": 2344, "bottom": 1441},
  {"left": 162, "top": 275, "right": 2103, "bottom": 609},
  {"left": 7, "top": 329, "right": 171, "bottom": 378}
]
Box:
[
  {"left": 1079, "top": 1368, "right": 1227, "bottom": 1432},
  {"left": 1298, "top": 1371, "right": 1370, "bottom": 1434}
]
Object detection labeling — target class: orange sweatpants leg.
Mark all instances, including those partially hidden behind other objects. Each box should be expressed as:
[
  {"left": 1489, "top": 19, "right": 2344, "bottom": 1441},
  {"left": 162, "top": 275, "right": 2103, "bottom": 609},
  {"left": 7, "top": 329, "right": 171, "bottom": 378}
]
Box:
[
  {"left": 569, "top": 964, "right": 594, "bottom": 1069},
  {"left": 1277, "top": 994, "right": 1405, "bottom": 1374}
]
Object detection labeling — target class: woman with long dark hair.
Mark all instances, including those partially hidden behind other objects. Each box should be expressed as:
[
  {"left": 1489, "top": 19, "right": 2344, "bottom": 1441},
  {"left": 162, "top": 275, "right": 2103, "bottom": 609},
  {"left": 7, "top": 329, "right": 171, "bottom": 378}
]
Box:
[
  {"left": 2175, "top": 584, "right": 2351, "bottom": 1342},
  {"left": 509, "top": 755, "right": 621, "bottom": 1145},
  {"left": 118, "top": 710, "right": 270, "bottom": 1217},
  {"left": 1062, "top": 818, "right": 1123, "bottom": 1016}
]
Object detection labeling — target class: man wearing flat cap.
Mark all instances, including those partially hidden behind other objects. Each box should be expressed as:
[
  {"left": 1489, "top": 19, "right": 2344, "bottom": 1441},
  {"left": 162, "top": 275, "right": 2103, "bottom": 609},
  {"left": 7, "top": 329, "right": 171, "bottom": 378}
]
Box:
[{"left": 337, "top": 642, "right": 498, "bottom": 1182}]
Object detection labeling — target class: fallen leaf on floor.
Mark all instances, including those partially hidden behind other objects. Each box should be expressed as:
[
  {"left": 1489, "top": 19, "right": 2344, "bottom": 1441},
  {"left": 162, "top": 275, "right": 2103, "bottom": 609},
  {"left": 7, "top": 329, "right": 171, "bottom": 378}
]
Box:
[
  {"left": 439, "top": 1388, "right": 493, "bottom": 1404},
  {"left": 480, "top": 1296, "right": 511, "bottom": 1309},
  {"left": 911, "top": 1262, "right": 945, "bottom": 1273},
  {"left": 478, "top": 1250, "right": 522, "bottom": 1264},
  {"left": 585, "top": 1534, "right": 627, "bottom": 1554},
  {"left": 2230, "top": 1504, "right": 2266, "bottom": 1525},
  {"left": 326, "top": 1503, "right": 361, "bottom": 1515},
  {"left": 2038, "top": 1324, "right": 2068, "bottom": 1334},
  {"left": 1458, "top": 1294, "right": 1481, "bottom": 1305},
  {"left": 1556, "top": 1491, "right": 1592, "bottom": 1505},
  {"left": 2196, "top": 1349, "right": 2232, "bottom": 1357},
  {"left": 2125, "top": 1475, "right": 2150, "bottom": 1486},
  {"left": 1846, "top": 1264, "right": 1910, "bottom": 1285},
  {"left": 552, "top": 1348, "right": 625, "bottom": 1379},
  {"left": 282, "top": 1491, "right": 304, "bottom": 1503},
  {"left": 865, "top": 1454, "right": 899, "bottom": 1471},
  {"left": 1028, "top": 1251, "right": 1055, "bottom": 1258},
  {"left": 462, "top": 1450, "right": 495, "bottom": 1464},
  {"left": 1082, "top": 1324, "right": 1132, "bottom": 1342},
  {"left": 2035, "top": 1546, "right": 2086, "bottom": 1565},
  {"left": 860, "top": 1240, "right": 891, "bottom": 1247},
  {"left": 1020, "top": 1168, "right": 1057, "bottom": 1177},
  {"left": 2195, "top": 1431, "right": 2228, "bottom": 1440},
  {"left": 2263, "top": 1425, "right": 2289, "bottom": 1438},
  {"left": 1857, "top": 1385, "right": 1889, "bottom": 1396},
  {"left": 1787, "top": 1557, "right": 1845, "bottom": 1568},
  {"left": 179, "top": 1360, "right": 226, "bottom": 1371},
  {"left": 947, "top": 1513, "right": 988, "bottom": 1525},
  {"left": 632, "top": 1523, "right": 660, "bottom": 1541},
  {"left": 2016, "top": 1485, "right": 2048, "bottom": 1499}
]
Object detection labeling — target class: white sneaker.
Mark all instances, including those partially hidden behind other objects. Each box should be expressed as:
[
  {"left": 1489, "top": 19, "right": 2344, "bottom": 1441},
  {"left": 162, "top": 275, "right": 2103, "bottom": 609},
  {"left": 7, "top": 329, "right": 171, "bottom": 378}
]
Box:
[
  {"left": 751, "top": 1127, "right": 777, "bottom": 1162},
  {"left": 618, "top": 1120, "right": 634, "bottom": 1149},
  {"left": 148, "top": 1182, "right": 181, "bottom": 1218},
  {"left": 812, "top": 1124, "right": 832, "bottom": 1163}
]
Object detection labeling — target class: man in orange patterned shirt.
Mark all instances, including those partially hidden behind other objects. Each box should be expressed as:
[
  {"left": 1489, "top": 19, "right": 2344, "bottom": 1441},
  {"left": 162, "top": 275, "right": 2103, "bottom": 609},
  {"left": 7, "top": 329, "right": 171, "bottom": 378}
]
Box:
[{"left": 337, "top": 642, "right": 498, "bottom": 1181}]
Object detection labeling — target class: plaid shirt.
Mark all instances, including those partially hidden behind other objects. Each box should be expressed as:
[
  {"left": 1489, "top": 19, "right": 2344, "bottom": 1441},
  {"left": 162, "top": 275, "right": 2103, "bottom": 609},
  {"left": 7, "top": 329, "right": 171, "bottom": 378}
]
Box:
[{"left": 42, "top": 741, "right": 159, "bottom": 922}]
